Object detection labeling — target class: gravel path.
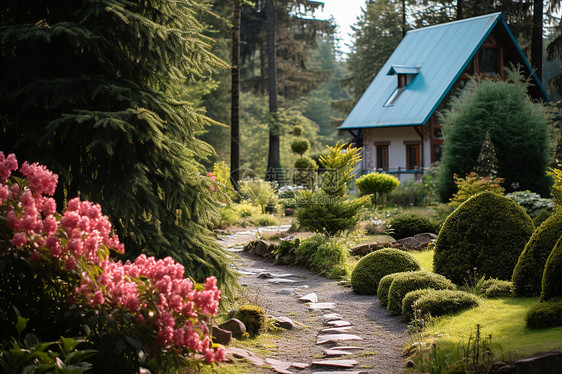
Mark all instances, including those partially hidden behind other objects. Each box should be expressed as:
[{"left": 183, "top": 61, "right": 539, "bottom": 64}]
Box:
[{"left": 218, "top": 228, "right": 410, "bottom": 374}]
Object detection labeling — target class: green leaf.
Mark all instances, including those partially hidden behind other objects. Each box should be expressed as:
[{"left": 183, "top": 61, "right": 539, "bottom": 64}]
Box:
[
  {"left": 124, "top": 336, "right": 143, "bottom": 350},
  {"left": 15, "top": 315, "right": 29, "bottom": 336},
  {"left": 23, "top": 333, "right": 40, "bottom": 349},
  {"left": 59, "top": 337, "right": 80, "bottom": 354}
]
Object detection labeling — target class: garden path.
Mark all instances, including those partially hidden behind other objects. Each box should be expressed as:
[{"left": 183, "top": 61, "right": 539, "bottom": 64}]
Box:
[{"left": 217, "top": 227, "right": 409, "bottom": 374}]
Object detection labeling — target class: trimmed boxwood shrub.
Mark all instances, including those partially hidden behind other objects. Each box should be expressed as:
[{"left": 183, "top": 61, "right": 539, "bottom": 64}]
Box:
[
  {"left": 540, "top": 236, "right": 562, "bottom": 302},
  {"left": 387, "top": 213, "right": 436, "bottom": 240},
  {"left": 387, "top": 271, "right": 456, "bottom": 315},
  {"left": 526, "top": 299, "right": 562, "bottom": 329},
  {"left": 434, "top": 191, "right": 534, "bottom": 285},
  {"left": 481, "top": 278, "right": 512, "bottom": 298},
  {"left": 234, "top": 305, "right": 266, "bottom": 337},
  {"left": 378, "top": 272, "right": 409, "bottom": 307},
  {"left": 351, "top": 248, "right": 420, "bottom": 295},
  {"left": 411, "top": 289, "right": 479, "bottom": 320},
  {"left": 401, "top": 289, "right": 434, "bottom": 319},
  {"left": 512, "top": 214, "right": 562, "bottom": 297}
]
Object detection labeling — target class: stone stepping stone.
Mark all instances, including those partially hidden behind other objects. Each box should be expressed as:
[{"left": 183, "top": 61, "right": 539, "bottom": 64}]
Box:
[
  {"left": 258, "top": 272, "right": 294, "bottom": 279},
  {"left": 298, "top": 292, "right": 318, "bottom": 303},
  {"left": 326, "top": 320, "right": 353, "bottom": 327},
  {"left": 272, "top": 316, "right": 298, "bottom": 330},
  {"left": 275, "top": 289, "right": 295, "bottom": 295},
  {"left": 268, "top": 278, "right": 301, "bottom": 284},
  {"left": 317, "top": 334, "right": 363, "bottom": 345},
  {"left": 333, "top": 346, "right": 364, "bottom": 351},
  {"left": 241, "top": 268, "right": 267, "bottom": 274},
  {"left": 225, "top": 246, "right": 244, "bottom": 252},
  {"left": 307, "top": 302, "right": 336, "bottom": 311},
  {"left": 323, "top": 313, "right": 342, "bottom": 322},
  {"left": 226, "top": 347, "right": 265, "bottom": 366},
  {"left": 312, "top": 371, "right": 368, "bottom": 374},
  {"left": 236, "top": 270, "right": 257, "bottom": 275},
  {"left": 311, "top": 359, "right": 359, "bottom": 368},
  {"left": 265, "top": 358, "right": 311, "bottom": 373},
  {"left": 320, "top": 326, "right": 354, "bottom": 333},
  {"left": 324, "top": 349, "right": 353, "bottom": 356}
]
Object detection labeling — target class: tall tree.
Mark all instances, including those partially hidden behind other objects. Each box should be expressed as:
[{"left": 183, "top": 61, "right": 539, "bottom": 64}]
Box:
[
  {"left": 232, "top": 0, "right": 242, "bottom": 187},
  {"left": 0, "top": 0, "right": 234, "bottom": 287},
  {"left": 531, "top": 0, "right": 544, "bottom": 81},
  {"left": 265, "top": 0, "right": 281, "bottom": 179}
]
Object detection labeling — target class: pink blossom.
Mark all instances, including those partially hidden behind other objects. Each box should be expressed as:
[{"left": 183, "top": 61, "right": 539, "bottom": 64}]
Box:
[
  {"left": 12, "top": 232, "right": 27, "bottom": 247},
  {"left": 20, "top": 161, "right": 58, "bottom": 196},
  {"left": 0, "top": 152, "right": 18, "bottom": 183},
  {"left": 0, "top": 185, "right": 9, "bottom": 204},
  {"left": 30, "top": 250, "right": 41, "bottom": 262}
]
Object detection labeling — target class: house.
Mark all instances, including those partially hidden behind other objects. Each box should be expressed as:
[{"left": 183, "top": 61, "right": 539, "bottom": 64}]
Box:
[{"left": 340, "top": 12, "right": 549, "bottom": 181}]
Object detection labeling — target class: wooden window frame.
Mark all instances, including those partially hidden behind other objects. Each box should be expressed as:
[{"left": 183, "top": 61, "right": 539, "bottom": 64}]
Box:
[
  {"left": 374, "top": 141, "right": 390, "bottom": 171},
  {"left": 404, "top": 140, "right": 420, "bottom": 170}
]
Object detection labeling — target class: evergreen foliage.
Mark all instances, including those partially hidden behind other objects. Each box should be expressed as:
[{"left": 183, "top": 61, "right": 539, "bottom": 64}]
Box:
[
  {"left": 404, "top": 289, "right": 480, "bottom": 320},
  {"left": 387, "top": 271, "right": 456, "bottom": 315},
  {"left": 355, "top": 173, "right": 400, "bottom": 206},
  {"left": 481, "top": 279, "right": 513, "bottom": 298},
  {"left": 474, "top": 131, "right": 499, "bottom": 178},
  {"left": 512, "top": 214, "right": 562, "bottom": 297},
  {"left": 387, "top": 213, "right": 437, "bottom": 240},
  {"left": 0, "top": 0, "right": 234, "bottom": 287},
  {"left": 434, "top": 191, "right": 534, "bottom": 284},
  {"left": 234, "top": 305, "right": 266, "bottom": 337},
  {"left": 540, "top": 236, "right": 562, "bottom": 301},
  {"left": 449, "top": 172, "right": 505, "bottom": 207},
  {"left": 351, "top": 248, "right": 420, "bottom": 295},
  {"left": 436, "top": 71, "right": 550, "bottom": 201},
  {"left": 526, "top": 299, "right": 562, "bottom": 329},
  {"left": 377, "top": 271, "right": 410, "bottom": 307}
]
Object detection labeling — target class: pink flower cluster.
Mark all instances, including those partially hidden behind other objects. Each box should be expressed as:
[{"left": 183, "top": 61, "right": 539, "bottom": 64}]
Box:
[
  {"left": 207, "top": 172, "right": 217, "bottom": 192},
  {"left": 0, "top": 151, "right": 225, "bottom": 364}
]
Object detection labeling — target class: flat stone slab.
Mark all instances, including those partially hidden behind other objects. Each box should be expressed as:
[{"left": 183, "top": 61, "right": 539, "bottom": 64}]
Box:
[
  {"left": 272, "top": 316, "right": 298, "bottom": 330},
  {"left": 307, "top": 302, "right": 336, "bottom": 310},
  {"left": 311, "top": 359, "right": 359, "bottom": 368},
  {"left": 299, "top": 292, "right": 318, "bottom": 303},
  {"left": 312, "top": 371, "right": 368, "bottom": 374},
  {"left": 323, "top": 313, "right": 342, "bottom": 322},
  {"left": 316, "top": 334, "right": 363, "bottom": 345},
  {"left": 268, "top": 278, "right": 301, "bottom": 284},
  {"left": 275, "top": 289, "right": 295, "bottom": 295},
  {"left": 241, "top": 268, "right": 267, "bottom": 274},
  {"left": 326, "top": 320, "right": 353, "bottom": 327},
  {"left": 332, "top": 346, "right": 364, "bottom": 350},
  {"left": 324, "top": 349, "right": 353, "bottom": 356},
  {"left": 226, "top": 347, "right": 265, "bottom": 366},
  {"left": 320, "top": 326, "right": 354, "bottom": 333},
  {"left": 224, "top": 247, "right": 244, "bottom": 252},
  {"left": 236, "top": 270, "right": 257, "bottom": 275},
  {"left": 265, "top": 358, "right": 311, "bottom": 373}
]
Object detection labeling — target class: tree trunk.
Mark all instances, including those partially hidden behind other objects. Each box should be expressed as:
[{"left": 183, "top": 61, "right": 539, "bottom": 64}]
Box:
[
  {"left": 265, "top": 0, "right": 281, "bottom": 181},
  {"left": 531, "top": 0, "right": 543, "bottom": 81},
  {"left": 231, "top": 0, "right": 241, "bottom": 189},
  {"left": 457, "top": 0, "right": 463, "bottom": 20},
  {"left": 402, "top": 0, "right": 406, "bottom": 37}
]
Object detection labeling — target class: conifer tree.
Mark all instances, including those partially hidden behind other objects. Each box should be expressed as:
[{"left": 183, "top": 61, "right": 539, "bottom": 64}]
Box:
[
  {"left": 474, "top": 131, "right": 499, "bottom": 178},
  {"left": 0, "top": 0, "right": 234, "bottom": 287}
]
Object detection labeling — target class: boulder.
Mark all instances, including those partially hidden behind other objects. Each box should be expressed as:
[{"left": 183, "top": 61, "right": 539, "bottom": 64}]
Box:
[
  {"left": 219, "top": 318, "right": 246, "bottom": 338},
  {"left": 397, "top": 236, "right": 423, "bottom": 250},
  {"left": 212, "top": 326, "right": 232, "bottom": 346},
  {"left": 414, "top": 232, "right": 438, "bottom": 245},
  {"left": 272, "top": 316, "right": 298, "bottom": 330}
]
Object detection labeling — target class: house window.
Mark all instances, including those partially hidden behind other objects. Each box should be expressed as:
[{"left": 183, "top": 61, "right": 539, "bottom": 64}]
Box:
[
  {"left": 375, "top": 142, "right": 390, "bottom": 170},
  {"left": 404, "top": 141, "right": 420, "bottom": 170},
  {"left": 479, "top": 46, "right": 499, "bottom": 76}
]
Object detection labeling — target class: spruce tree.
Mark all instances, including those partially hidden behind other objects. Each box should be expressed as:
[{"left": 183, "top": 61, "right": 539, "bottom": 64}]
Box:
[
  {"left": 0, "top": 0, "right": 234, "bottom": 287},
  {"left": 474, "top": 131, "right": 499, "bottom": 178}
]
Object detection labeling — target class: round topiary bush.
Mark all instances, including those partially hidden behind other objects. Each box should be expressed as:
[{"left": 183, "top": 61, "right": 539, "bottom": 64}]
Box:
[
  {"left": 294, "top": 156, "right": 317, "bottom": 170},
  {"left": 401, "top": 289, "right": 434, "bottom": 319},
  {"left": 387, "top": 271, "right": 456, "bottom": 315},
  {"left": 378, "top": 271, "right": 409, "bottom": 307},
  {"left": 291, "top": 139, "right": 310, "bottom": 155},
  {"left": 526, "top": 299, "right": 562, "bottom": 329},
  {"left": 434, "top": 191, "right": 534, "bottom": 285},
  {"left": 512, "top": 214, "right": 562, "bottom": 297},
  {"left": 355, "top": 173, "right": 400, "bottom": 205},
  {"left": 234, "top": 305, "right": 266, "bottom": 337},
  {"left": 351, "top": 248, "right": 421, "bottom": 295},
  {"left": 387, "top": 213, "right": 436, "bottom": 240},
  {"left": 408, "top": 289, "right": 479, "bottom": 320},
  {"left": 481, "top": 278, "right": 512, "bottom": 298},
  {"left": 540, "top": 236, "right": 562, "bottom": 302}
]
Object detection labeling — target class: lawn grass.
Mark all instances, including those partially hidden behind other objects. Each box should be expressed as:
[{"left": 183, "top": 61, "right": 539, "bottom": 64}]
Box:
[
  {"left": 410, "top": 248, "right": 434, "bottom": 272},
  {"left": 424, "top": 298, "right": 562, "bottom": 360}
]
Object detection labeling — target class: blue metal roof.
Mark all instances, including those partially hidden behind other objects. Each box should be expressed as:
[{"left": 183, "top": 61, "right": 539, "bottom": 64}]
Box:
[{"left": 340, "top": 12, "right": 549, "bottom": 130}]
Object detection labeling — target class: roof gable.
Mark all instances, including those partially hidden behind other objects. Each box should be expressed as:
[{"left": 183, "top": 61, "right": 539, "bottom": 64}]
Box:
[{"left": 340, "top": 13, "right": 548, "bottom": 130}]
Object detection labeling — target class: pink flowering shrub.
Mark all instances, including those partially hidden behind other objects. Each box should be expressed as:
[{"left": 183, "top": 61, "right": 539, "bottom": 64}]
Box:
[{"left": 0, "top": 151, "right": 225, "bottom": 369}]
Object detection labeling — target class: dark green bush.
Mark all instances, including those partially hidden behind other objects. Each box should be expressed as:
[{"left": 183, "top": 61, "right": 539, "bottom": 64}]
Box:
[
  {"left": 434, "top": 191, "right": 534, "bottom": 284},
  {"left": 401, "top": 289, "right": 434, "bottom": 319},
  {"left": 526, "top": 299, "right": 562, "bottom": 329},
  {"left": 234, "top": 305, "right": 266, "bottom": 337},
  {"left": 512, "top": 214, "right": 562, "bottom": 297},
  {"left": 294, "top": 234, "right": 350, "bottom": 278},
  {"left": 291, "top": 139, "right": 310, "bottom": 155},
  {"left": 481, "top": 278, "right": 512, "bottom": 298},
  {"left": 387, "top": 271, "right": 456, "bottom": 315},
  {"left": 387, "top": 213, "right": 436, "bottom": 239},
  {"left": 533, "top": 209, "right": 553, "bottom": 227},
  {"left": 378, "top": 272, "right": 409, "bottom": 307},
  {"left": 540, "top": 236, "right": 562, "bottom": 302},
  {"left": 351, "top": 249, "right": 420, "bottom": 295},
  {"left": 294, "top": 156, "right": 317, "bottom": 170},
  {"left": 387, "top": 180, "right": 427, "bottom": 207},
  {"left": 410, "top": 289, "right": 479, "bottom": 320}
]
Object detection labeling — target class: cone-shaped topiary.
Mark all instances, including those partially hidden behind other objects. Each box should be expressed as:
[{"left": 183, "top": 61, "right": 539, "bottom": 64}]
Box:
[
  {"left": 351, "top": 248, "right": 420, "bottom": 295},
  {"left": 540, "top": 236, "right": 562, "bottom": 302},
  {"left": 512, "top": 214, "right": 562, "bottom": 297},
  {"left": 434, "top": 191, "right": 534, "bottom": 284},
  {"left": 387, "top": 271, "right": 456, "bottom": 315},
  {"left": 234, "top": 305, "right": 266, "bottom": 337}
]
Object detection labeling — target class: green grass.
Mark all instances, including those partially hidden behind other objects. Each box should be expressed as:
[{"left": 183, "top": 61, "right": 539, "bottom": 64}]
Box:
[
  {"left": 410, "top": 249, "right": 434, "bottom": 272},
  {"left": 424, "top": 298, "right": 562, "bottom": 360}
]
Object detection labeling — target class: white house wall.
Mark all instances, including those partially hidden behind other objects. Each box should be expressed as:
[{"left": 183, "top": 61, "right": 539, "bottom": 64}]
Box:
[{"left": 363, "top": 126, "right": 431, "bottom": 181}]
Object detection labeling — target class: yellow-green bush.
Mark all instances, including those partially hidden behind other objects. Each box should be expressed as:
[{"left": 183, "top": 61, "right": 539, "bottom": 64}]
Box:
[
  {"left": 404, "top": 289, "right": 479, "bottom": 320},
  {"left": 377, "top": 271, "right": 412, "bottom": 307},
  {"left": 434, "top": 192, "right": 534, "bottom": 284},
  {"left": 351, "top": 248, "right": 420, "bottom": 295},
  {"left": 540, "top": 236, "right": 562, "bottom": 302},
  {"left": 526, "top": 299, "right": 562, "bottom": 329},
  {"left": 234, "top": 305, "right": 266, "bottom": 337}
]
